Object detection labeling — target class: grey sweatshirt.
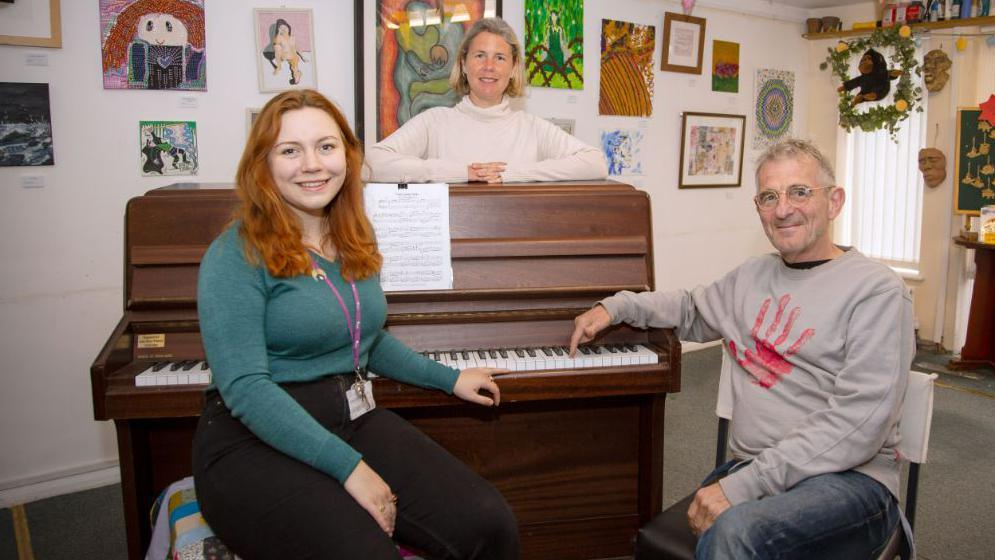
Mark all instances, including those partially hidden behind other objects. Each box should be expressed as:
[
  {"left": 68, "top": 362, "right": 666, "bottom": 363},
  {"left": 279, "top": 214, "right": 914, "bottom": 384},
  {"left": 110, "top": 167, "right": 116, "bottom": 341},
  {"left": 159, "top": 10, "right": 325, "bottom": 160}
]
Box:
[{"left": 600, "top": 249, "right": 914, "bottom": 504}]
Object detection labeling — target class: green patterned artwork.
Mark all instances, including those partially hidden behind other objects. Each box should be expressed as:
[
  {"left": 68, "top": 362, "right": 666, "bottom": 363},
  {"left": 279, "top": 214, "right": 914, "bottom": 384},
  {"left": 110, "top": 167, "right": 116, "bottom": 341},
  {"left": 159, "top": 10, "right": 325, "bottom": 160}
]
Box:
[{"left": 524, "top": 0, "right": 584, "bottom": 89}]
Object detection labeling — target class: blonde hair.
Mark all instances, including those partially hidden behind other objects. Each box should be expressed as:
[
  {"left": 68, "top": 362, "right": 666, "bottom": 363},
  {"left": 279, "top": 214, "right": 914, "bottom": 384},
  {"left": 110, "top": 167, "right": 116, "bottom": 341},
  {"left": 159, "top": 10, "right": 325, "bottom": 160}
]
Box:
[{"left": 449, "top": 17, "right": 526, "bottom": 98}]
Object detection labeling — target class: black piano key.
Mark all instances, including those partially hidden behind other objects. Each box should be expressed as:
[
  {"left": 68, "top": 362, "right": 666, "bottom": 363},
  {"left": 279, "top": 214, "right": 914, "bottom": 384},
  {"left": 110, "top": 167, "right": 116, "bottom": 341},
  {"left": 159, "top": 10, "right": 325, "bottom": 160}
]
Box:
[
  {"left": 551, "top": 347, "right": 564, "bottom": 356},
  {"left": 525, "top": 348, "right": 537, "bottom": 357},
  {"left": 181, "top": 360, "right": 197, "bottom": 371},
  {"left": 498, "top": 349, "right": 508, "bottom": 359},
  {"left": 541, "top": 347, "right": 553, "bottom": 356},
  {"left": 449, "top": 351, "right": 458, "bottom": 360},
  {"left": 624, "top": 343, "right": 638, "bottom": 352},
  {"left": 201, "top": 361, "right": 210, "bottom": 370},
  {"left": 579, "top": 346, "right": 593, "bottom": 355},
  {"left": 151, "top": 362, "right": 168, "bottom": 372},
  {"left": 477, "top": 350, "right": 488, "bottom": 359},
  {"left": 461, "top": 351, "right": 470, "bottom": 360},
  {"left": 488, "top": 350, "right": 498, "bottom": 359},
  {"left": 514, "top": 349, "right": 525, "bottom": 358},
  {"left": 169, "top": 362, "right": 182, "bottom": 371},
  {"left": 606, "top": 344, "right": 619, "bottom": 353}
]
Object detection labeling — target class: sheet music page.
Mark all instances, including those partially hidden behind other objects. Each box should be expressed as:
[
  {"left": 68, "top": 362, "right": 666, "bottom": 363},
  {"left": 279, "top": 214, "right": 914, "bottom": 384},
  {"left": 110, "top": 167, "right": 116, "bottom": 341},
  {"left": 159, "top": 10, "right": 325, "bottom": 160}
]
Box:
[{"left": 364, "top": 183, "right": 453, "bottom": 291}]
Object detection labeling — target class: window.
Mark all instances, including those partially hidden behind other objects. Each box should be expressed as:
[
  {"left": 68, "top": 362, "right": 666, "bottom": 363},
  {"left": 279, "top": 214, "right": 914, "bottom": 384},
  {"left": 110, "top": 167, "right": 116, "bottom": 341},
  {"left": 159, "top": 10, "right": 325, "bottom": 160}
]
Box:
[{"left": 835, "top": 63, "right": 926, "bottom": 273}]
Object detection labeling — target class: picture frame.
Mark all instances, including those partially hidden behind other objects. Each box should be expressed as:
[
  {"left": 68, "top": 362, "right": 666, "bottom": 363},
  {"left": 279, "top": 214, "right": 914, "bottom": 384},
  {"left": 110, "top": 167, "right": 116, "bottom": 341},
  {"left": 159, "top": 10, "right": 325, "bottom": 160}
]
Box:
[
  {"left": 246, "top": 107, "right": 262, "bottom": 138},
  {"left": 354, "top": 0, "right": 501, "bottom": 145},
  {"left": 0, "top": 0, "right": 61, "bottom": 48},
  {"left": 660, "top": 12, "right": 705, "bottom": 75},
  {"left": 254, "top": 8, "right": 317, "bottom": 93},
  {"left": 954, "top": 107, "right": 995, "bottom": 215},
  {"left": 678, "top": 112, "right": 745, "bottom": 189}
]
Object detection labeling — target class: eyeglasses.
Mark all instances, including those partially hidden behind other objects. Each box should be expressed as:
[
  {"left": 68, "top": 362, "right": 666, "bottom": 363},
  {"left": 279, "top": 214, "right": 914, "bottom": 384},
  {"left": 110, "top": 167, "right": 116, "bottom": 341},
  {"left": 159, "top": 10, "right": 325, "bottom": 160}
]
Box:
[{"left": 754, "top": 185, "right": 833, "bottom": 210}]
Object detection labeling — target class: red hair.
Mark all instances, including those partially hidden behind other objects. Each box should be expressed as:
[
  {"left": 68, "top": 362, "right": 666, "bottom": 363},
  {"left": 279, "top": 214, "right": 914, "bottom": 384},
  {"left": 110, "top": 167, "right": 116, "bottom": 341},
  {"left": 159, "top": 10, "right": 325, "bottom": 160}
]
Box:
[
  {"left": 235, "top": 89, "right": 381, "bottom": 281},
  {"left": 102, "top": 0, "right": 206, "bottom": 71}
]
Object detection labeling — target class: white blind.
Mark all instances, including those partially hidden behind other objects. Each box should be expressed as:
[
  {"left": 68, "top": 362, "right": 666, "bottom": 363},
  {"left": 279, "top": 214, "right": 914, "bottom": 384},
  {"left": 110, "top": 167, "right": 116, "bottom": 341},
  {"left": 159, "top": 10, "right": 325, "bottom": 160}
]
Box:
[{"left": 837, "top": 66, "right": 926, "bottom": 270}]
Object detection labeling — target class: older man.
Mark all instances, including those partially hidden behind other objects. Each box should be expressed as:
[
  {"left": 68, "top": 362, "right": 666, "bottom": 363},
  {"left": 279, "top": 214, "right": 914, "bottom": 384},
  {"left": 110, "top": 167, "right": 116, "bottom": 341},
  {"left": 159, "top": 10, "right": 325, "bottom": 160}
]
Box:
[{"left": 569, "top": 139, "right": 913, "bottom": 559}]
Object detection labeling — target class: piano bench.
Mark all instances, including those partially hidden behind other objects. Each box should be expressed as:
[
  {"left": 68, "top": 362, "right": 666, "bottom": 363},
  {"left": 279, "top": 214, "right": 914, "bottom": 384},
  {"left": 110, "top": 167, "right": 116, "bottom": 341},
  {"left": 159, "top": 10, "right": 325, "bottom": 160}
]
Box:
[{"left": 634, "top": 492, "right": 697, "bottom": 560}]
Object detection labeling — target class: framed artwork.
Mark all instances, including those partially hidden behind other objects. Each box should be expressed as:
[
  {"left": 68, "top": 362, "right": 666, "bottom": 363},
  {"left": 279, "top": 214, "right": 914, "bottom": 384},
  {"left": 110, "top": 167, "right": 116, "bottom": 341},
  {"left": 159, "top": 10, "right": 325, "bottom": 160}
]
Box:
[
  {"left": 660, "top": 12, "right": 705, "bottom": 75},
  {"left": 246, "top": 107, "right": 262, "bottom": 137},
  {"left": 753, "top": 68, "right": 794, "bottom": 150},
  {"left": 524, "top": 0, "right": 583, "bottom": 89},
  {"left": 0, "top": 0, "right": 61, "bottom": 47},
  {"left": 601, "top": 128, "right": 644, "bottom": 176},
  {"left": 599, "top": 19, "right": 655, "bottom": 117},
  {"left": 254, "top": 8, "right": 317, "bottom": 93},
  {"left": 0, "top": 82, "right": 54, "bottom": 166},
  {"left": 711, "top": 40, "right": 739, "bottom": 93},
  {"left": 354, "top": 0, "right": 501, "bottom": 144},
  {"left": 954, "top": 108, "right": 995, "bottom": 215},
  {"left": 100, "top": 0, "right": 206, "bottom": 90},
  {"left": 547, "top": 117, "right": 575, "bottom": 135},
  {"left": 139, "top": 120, "right": 198, "bottom": 176},
  {"left": 678, "top": 112, "right": 746, "bottom": 189}
]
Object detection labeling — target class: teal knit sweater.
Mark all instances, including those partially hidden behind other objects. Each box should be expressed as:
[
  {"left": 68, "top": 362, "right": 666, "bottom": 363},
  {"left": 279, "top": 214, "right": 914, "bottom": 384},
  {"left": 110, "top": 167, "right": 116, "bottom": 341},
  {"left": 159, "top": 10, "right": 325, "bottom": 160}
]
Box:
[{"left": 197, "top": 225, "right": 460, "bottom": 482}]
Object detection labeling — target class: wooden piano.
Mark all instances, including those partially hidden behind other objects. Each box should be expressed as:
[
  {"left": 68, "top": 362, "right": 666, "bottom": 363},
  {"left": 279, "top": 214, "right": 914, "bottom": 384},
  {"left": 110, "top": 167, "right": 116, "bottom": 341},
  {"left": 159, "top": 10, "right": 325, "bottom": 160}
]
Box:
[{"left": 91, "top": 181, "right": 681, "bottom": 560}]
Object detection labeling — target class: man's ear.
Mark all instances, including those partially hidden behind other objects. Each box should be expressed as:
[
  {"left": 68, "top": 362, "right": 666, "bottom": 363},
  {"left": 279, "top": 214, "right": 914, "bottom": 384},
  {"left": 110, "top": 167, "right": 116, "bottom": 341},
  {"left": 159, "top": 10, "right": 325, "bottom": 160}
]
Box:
[{"left": 828, "top": 186, "right": 845, "bottom": 219}]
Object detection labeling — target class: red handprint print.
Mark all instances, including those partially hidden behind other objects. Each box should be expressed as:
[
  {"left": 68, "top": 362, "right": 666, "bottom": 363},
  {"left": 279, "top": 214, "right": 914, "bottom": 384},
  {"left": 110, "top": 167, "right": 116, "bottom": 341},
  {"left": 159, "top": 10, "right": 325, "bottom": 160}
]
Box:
[{"left": 728, "top": 294, "right": 814, "bottom": 388}]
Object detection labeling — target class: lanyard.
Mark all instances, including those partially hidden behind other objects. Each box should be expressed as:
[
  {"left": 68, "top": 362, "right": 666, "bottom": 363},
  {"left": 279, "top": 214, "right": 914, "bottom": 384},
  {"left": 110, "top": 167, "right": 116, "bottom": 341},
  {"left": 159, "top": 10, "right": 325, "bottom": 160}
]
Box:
[{"left": 309, "top": 256, "right": 362, "bottom": 374}]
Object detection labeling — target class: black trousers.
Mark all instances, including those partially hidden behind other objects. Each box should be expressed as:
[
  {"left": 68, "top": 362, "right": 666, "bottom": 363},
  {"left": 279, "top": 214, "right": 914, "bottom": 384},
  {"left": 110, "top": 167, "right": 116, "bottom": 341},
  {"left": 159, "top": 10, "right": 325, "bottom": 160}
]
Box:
[{"left": 192, "top": 375, "right": 519, "bottom": 560}]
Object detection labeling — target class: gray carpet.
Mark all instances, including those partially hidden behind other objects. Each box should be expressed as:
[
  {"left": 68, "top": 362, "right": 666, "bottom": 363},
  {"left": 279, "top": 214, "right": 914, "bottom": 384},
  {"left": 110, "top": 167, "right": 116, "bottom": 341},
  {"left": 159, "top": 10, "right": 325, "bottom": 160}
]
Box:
[{"left": 2, "top": 346, "right": 992, "bottom": 559}]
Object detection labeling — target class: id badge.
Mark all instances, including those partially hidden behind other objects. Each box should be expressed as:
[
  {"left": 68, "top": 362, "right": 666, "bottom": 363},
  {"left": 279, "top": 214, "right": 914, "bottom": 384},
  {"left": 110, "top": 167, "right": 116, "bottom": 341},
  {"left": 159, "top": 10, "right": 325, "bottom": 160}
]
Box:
[{"left": 346, "top": 380, "right": 375, "bottom": 420}]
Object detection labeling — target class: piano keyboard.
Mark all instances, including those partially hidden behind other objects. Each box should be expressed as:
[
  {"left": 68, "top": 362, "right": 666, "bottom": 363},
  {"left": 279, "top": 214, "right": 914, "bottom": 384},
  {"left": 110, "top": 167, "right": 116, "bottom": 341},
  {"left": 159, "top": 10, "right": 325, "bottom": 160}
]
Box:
[
  {"left": 423, "top": 343, "right": 658, "bottom": 372},
  {"left": 133, "top": 344, "right": 657, "bottom": 386},
  {"left": 135, "top": 360, "right": 211, "bottom": 386}
]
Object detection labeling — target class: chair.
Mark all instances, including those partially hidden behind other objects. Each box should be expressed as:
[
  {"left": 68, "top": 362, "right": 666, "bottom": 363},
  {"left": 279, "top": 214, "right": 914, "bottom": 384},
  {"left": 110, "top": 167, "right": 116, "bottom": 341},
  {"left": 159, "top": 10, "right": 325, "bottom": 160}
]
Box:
[{"left": 635, "top": 350, "right": 938, "bottom": 560}]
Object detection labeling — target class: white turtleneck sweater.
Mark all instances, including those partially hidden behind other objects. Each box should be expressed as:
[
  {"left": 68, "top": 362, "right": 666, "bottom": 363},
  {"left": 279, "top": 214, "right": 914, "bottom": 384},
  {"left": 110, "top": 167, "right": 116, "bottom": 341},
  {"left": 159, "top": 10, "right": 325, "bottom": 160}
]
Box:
[{"left": 365, "top": 96, "right": 608, "bottom": 183}]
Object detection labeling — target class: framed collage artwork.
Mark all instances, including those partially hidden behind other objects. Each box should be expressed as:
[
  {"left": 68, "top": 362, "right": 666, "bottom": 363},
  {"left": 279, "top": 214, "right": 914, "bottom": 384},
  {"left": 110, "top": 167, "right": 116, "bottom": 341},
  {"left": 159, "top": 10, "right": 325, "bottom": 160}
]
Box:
[
  {"left": 354, "top": 0, "right": 501, "bottom": 144},
  {"left": 678, "top": 112, "right": 745, "bottom": 189}
]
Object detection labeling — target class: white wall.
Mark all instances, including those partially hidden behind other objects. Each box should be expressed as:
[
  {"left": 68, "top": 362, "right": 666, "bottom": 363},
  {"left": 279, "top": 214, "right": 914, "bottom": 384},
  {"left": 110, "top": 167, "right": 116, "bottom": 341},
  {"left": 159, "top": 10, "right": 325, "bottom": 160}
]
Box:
[{"left": 0, "top": 0, "right": 812, "bottom": 501}]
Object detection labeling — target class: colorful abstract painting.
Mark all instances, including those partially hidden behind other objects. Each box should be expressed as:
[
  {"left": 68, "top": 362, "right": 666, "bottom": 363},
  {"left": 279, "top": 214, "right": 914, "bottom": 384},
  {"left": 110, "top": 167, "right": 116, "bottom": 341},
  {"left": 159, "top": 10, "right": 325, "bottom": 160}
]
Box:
[
  {"left": 375, "top": 0, "right": 492, "bottom": 141},
  {"left": 711, "top": 40, "right": 739, "bottom": 93},
  {"left": 0, "top": 82, "right": 54, "bottom": 167},
  {"left": 254, "top": 9, "right": 316, "bottom": 92},
  {"left": 100, "top": 0, "right": 206, "bottom": 90},
  {"left": 601, "top": 129, "right": 644, "bottom": 175},
  {"left": 599, "top": 19, "right": 655, "bottom": 117},
  {"left": 753, "top": 69, "right": 794, "bottom": 150},
  {"left": 524, "top": 0, "right": 583, "bottom": 89},
  {"left": 139, "top": 120, "right": 198, "bottom": 176}
]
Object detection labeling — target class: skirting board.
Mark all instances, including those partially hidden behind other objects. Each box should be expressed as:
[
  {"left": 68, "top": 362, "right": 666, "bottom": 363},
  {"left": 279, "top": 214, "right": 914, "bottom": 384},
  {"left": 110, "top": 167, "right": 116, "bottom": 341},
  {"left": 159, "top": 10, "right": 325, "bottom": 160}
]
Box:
[{"left": 0, "top": 462, "right": 120, "bottom": 508}]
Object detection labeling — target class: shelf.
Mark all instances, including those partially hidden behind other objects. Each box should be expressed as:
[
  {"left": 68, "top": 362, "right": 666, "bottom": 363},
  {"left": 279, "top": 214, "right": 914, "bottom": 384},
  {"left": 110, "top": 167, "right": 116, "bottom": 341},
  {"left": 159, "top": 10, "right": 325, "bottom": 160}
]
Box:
[{"left": 803, "top": 15, "right": 995, "bottom": 40}]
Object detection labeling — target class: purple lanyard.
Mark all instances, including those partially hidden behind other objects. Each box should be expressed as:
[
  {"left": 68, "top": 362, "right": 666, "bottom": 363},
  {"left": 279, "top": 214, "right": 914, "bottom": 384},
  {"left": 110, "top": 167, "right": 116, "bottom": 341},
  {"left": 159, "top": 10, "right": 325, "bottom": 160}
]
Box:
[{"left": 310, "top": 256, "right": 362, "bottom": 373}]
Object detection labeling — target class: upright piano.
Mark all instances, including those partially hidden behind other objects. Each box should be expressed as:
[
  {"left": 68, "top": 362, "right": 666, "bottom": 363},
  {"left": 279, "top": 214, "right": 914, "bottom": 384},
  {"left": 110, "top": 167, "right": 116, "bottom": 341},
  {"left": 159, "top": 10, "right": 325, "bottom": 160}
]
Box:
[{"left": 91, "top": 181, "right": 682, "bottom": 560}]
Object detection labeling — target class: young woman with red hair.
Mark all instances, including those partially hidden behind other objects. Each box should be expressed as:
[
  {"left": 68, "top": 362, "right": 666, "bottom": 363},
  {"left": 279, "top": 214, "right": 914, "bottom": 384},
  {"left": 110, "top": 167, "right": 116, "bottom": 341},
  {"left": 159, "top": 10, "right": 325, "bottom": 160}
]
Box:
[{"left": 193, "top": 89, "right": 518, "bottom": 559}]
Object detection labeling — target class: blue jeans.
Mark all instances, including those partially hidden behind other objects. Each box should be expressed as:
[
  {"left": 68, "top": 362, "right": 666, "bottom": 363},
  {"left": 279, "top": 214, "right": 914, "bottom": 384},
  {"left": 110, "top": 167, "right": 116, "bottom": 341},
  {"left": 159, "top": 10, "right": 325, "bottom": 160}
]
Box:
[{"left": 696, "top": 460, "right": 900, "bottom": 560}]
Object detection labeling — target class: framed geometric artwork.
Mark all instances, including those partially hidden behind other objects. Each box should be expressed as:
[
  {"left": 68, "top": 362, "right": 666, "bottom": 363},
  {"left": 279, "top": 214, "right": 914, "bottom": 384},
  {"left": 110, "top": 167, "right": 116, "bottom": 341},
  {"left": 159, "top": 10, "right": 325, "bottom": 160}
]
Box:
[
  {"left": 354, "top": 0, "right": 502, "bottom": 144},
  {"left": 678, "top": 112, "right": 746, "bottom": 189},
  {"left": 660, "top": 11, "right": 705, "bottom": 75},
  {"left": 753, "top": 68, "right": 794, "bottom": 150},
  {"left": 99, "top": 0, "right": 206, "bottom": 90},
  {"left": 254, "top": 8, "right": 317, "bottom": 92}
]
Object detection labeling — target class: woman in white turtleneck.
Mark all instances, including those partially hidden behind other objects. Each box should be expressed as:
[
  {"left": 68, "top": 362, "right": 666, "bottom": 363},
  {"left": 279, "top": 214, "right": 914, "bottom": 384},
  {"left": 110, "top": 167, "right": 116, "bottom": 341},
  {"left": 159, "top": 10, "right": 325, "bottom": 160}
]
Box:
[{"left": 365, "top": 17, "right": 607, "bottom": 184}]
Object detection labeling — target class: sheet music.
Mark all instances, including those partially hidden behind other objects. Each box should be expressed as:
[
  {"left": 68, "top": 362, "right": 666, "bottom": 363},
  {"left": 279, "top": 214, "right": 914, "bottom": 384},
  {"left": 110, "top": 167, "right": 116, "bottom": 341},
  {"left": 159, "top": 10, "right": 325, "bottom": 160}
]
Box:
[{"left": 364, "top": 183, "right": 453, "bottom": 291}]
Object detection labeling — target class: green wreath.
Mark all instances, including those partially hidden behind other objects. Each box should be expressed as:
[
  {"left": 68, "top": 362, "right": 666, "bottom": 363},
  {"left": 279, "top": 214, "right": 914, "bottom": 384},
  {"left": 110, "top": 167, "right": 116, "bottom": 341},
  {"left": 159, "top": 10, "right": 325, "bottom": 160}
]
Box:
[{"left": 819, "top": 26, "right": 922, "bottom": 137}]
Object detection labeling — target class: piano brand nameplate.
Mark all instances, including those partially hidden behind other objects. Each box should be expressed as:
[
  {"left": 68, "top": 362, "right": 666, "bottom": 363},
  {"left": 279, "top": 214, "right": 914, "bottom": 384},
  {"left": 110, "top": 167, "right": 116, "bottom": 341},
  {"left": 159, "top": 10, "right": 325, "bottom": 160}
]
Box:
[{"left": 136, "top": 334, "right": 165, "bottom": 349}]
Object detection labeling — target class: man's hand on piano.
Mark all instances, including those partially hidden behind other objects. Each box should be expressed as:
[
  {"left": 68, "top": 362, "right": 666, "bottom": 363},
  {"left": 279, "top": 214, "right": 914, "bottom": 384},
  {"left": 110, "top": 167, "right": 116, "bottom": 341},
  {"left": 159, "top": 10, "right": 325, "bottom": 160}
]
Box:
[
  {"left": 453, "top": 368, "right": 506, "bottom": 406},
  {"left": 569, "top": 304, "right": 612, "bottom": 357}
]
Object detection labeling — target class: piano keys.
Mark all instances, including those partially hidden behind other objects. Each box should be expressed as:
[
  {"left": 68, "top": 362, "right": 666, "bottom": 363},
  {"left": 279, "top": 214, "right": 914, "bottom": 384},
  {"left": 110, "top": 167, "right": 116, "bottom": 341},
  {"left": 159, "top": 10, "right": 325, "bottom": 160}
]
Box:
[{"left": 91, "top": 181, "right": 682, "bottom": 560}]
